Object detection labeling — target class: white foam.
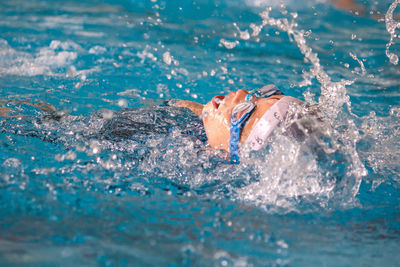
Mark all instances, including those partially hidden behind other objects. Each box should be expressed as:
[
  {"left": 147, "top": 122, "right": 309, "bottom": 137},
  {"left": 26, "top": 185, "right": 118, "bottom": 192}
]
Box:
[
  {"left": 237, "top": 138, "right": 336, "bottom": 210},
  {"left": 89, "top": 45, "right": 107, "bottom": 55},
  {"left": 0, "top": 39, "right": 79, "bottom": 76}
]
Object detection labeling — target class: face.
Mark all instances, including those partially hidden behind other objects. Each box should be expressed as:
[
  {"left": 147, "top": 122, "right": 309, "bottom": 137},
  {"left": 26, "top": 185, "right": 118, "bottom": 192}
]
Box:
[
  {"left": 202, "top": 89, "right": 250, "bottom": 151},
  {"left": 202, "top": 89, "right": 284, "bottom": 151}
]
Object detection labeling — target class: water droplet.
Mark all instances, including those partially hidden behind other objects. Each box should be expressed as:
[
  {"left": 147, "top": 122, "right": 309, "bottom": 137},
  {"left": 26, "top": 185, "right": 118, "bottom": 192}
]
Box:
[
  {"left": 117, "top": 99, "right": 128, "bottom": 107},
  {"left": 389, "top": 53, "right": 399, "bottom": 65},
  {"left": 163, "top": 51, "right": 172, "bottom": 65},
  {"left": 219, "top": 38, "right": 238, "bottom": 49}
]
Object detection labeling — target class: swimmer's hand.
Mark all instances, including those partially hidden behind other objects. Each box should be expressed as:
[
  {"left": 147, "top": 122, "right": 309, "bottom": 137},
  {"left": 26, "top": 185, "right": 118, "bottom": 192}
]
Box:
[
  {"left": 167, "top": 99, "right": 204, "bottom": 116},
  {"left": 0, "top": 99, "right": 60, "bottom": 119}
]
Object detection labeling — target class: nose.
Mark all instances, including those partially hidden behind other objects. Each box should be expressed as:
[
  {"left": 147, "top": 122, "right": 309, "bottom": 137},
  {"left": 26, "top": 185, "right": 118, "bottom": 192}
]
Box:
[
  {"left": 232, "top": 89, "right": 249, "bottom": 103},
  {"left": 212, "top": 95, "right": 225, "bottom": 109}
]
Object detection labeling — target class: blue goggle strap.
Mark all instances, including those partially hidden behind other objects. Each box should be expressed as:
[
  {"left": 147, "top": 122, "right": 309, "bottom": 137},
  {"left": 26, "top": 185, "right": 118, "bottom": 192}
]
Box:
[
  {"left": 229, "top": 85, "right": 284, "bottom": 164},
  {"left": 229, "top": 103, "right": 255, "bottom": 164}
]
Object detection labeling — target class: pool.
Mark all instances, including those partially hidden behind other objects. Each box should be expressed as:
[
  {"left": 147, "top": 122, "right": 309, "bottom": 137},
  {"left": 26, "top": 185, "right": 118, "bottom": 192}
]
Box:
[{"left": 0, "top": 0, "right": 399, "bottom": 265}]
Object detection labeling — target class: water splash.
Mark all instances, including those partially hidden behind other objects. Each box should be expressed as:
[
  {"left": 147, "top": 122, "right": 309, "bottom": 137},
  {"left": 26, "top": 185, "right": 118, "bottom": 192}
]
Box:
[
  {"left": 349, "top": 52, "right": 366, "bottom": 76},
  {"left": 0, "top": 98, "right": 349, "bottom": 211},
  {"left": 359, "top": 108, "right": 400, "bottom": 185},
  {"left": 219, "top": 39, "right": 239, "bottom": 49},
  {"left": 225, "top": 7, "right": 369, "bottom": 209},
  {"left": 233, "top": 23, "right": 251, "bottom": 40},
  {"left": 257, "top": 8, "right": 355, "bottom": 119},
  {"left": 385, "top": 0, "right": 400, "bottom": 65},
  {"left": 1, "top": 6, "right": 371, "bottom": 211},
  {"left": 1, "top": 3, "right": 387, "bottom": 213}
]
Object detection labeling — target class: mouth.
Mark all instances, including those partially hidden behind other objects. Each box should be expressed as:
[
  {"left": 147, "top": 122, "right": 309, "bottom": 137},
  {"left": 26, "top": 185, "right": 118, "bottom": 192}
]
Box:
[{"left": 211, "top": 95, "right": 225, "bottom": 109}]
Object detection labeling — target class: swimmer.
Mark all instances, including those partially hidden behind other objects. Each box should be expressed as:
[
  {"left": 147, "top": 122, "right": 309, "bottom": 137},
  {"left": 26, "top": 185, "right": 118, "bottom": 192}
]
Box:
[
  {"left": 0, "top": 85, "right": 306, "bottom": 164},
  {"left": 171, "top": 84, "right": 304, "bottom": 163}
]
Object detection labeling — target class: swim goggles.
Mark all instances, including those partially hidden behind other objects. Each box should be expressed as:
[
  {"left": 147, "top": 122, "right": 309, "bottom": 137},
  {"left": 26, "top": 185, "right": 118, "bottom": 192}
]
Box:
[{"left": 229, "top": 84, "right": 283, "bottom": 164}]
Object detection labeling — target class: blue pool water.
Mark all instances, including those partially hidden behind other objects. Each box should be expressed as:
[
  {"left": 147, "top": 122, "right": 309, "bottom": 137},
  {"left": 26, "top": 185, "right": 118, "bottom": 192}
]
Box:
[{"left": 1, "top": 0, "right": 400, "bottom": 265}]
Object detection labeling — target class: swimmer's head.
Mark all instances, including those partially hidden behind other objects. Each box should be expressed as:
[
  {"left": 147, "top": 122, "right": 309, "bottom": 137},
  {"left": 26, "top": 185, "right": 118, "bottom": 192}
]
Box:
[{"left": 202, "top": 89, "right": 285, "bottom": 151}]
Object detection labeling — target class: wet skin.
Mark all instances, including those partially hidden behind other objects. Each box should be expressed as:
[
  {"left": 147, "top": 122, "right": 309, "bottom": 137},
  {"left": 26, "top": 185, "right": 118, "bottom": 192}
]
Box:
[{"left": 174, "top": 89, "right": 284, "bottom": 151}]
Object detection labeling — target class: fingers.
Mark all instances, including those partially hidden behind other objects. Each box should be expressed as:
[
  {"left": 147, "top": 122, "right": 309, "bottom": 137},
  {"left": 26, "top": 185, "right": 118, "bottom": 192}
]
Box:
[{"left": 170, "top": 99, "right": 204, "bottom": 116}]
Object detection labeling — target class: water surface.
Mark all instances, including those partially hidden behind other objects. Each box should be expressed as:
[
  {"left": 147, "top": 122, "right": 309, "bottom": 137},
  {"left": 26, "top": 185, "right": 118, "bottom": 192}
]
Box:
[{"left": 0, "top": 0, "right": 400, "bottom": 266}]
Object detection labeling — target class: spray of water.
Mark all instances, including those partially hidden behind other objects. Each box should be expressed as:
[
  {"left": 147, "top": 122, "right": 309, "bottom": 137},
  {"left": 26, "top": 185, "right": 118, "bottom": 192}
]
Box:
[
  {"left": 349, "top": 52, "right": 366, "bottom": 76},
  {"left": 4, "top": 2, "right": 389, "bottom": 213},
  {"left": 226, "top": 7, "right": 369, "bottom": 210},
  {"left": 385, "top": 0, "right": 400, "bottom": 65}
]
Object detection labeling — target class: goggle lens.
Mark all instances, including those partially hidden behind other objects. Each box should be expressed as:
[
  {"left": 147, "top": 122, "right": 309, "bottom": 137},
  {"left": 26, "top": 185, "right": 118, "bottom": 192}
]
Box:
[{"left": 231, "top": 101, "right": 255, "bottom": 124}]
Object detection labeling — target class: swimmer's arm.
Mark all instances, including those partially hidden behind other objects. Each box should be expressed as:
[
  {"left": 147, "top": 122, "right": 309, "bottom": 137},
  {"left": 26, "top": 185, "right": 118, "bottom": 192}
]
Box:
[
  {"left": 0, "top": 99, "right": 60, "bottom": 119},
  {"left": 169, "top": 100, "right": 204, "bottom": 116}
]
